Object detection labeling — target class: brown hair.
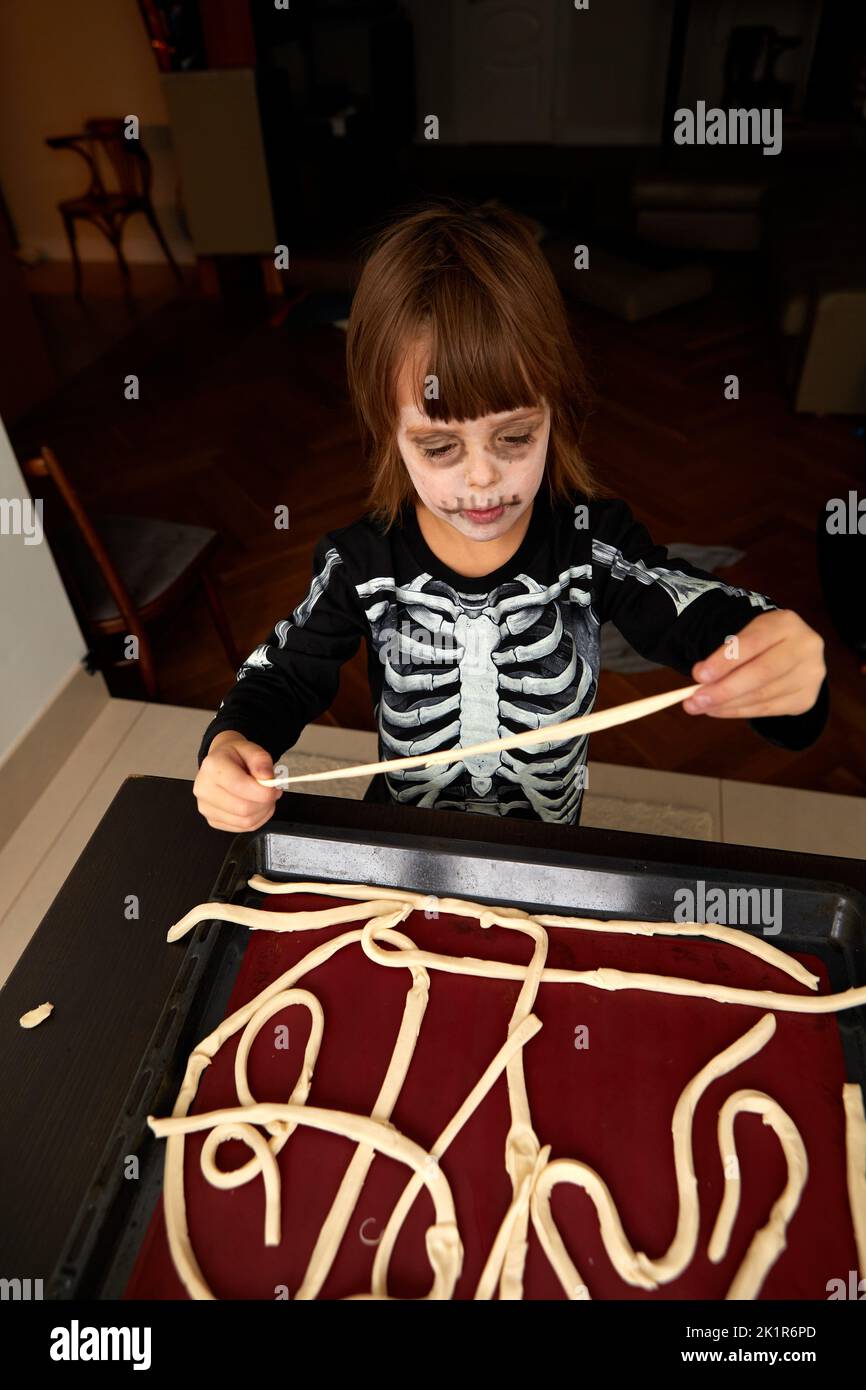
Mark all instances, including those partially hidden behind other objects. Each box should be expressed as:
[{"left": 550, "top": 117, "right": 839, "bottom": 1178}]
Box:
[{"left": 346, "top": 200, "right": 599, "bottom": 530}]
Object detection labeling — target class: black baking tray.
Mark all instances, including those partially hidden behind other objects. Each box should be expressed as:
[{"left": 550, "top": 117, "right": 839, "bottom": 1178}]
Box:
[{"left": 52, "top": 818, "right": 866, "bottom": 1300}]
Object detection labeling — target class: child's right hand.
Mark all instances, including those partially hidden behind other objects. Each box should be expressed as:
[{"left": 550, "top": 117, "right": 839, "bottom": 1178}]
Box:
[{"left": 193, "top": 730, "right": 282, "bottom": 832}]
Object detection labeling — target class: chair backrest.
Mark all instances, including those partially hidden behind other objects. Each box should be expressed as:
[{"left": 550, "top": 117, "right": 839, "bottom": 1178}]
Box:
[
  {"left": 45, "top": 120, "right": 151, "bottom": 201},
  {"left": 84, "top": 118, "right": 152, "bottom": 198},
  {"left": 22, "top": 446, "right": 140, "bottom": 633}
]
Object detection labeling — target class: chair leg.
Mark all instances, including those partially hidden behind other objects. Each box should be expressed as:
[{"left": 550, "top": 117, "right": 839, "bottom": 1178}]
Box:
[
  {"left": 133, "top": 628, "right": 159, "bottom": 699},
  {"left": 202, "top": 568, "right": 241, "bottom": 673},
  {"left": 110, "top": 219, "right": 132, "bottom": 287},
  {"left": 62, "top": 212, "right": 83, "bottom": 298},
  {"left": 143, "top": 204, "right": 184, "bottom": 284}
]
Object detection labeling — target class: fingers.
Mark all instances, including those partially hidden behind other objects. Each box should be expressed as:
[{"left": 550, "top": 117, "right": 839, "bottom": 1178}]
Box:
[
  {"left": 196, "top": 782, "right": 275, "bottom": 819},
  {"left": 691, "top": 609, "right": 792, "bottom": 684},
  {"left": 195, "top": 798, "right": 276, "bottom": 833},
  {"left": 234, "top": 742, "right": 279, "bottom": 784},
  {"left": 686, "top": 611, "right": 825, "bottom": 718},
  {"left": 684, "top": 646, "right": 792, "bottom": 712},
  {"left": 209, "top": 761, "right": 278, "bottom": 806},
  {"left": 692, "top": 671, "right": 807, "bottom": 719},
  {"left": 194, "top": 738, "right": 282, "bottom": 831}
]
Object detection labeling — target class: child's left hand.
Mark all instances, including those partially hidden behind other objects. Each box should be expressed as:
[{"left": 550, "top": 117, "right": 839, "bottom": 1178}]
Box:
[{"left": 684, "top": 609, "right": 826, "bottom": 720}]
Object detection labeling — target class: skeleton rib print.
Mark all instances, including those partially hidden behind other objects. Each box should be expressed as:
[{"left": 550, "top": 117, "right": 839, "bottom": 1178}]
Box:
[{"left": 355, "top": 567, "right": 599, "bottom": 823}]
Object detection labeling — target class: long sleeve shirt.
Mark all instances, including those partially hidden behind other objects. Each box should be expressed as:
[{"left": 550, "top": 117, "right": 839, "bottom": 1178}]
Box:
[{"left": 198, "top": 489, "right": 829, "bottom": 824}]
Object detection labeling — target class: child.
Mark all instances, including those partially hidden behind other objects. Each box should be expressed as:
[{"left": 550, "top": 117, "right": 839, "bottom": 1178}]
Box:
[{"left": 194, "top": 202, "right": 827, "bottom": 832}]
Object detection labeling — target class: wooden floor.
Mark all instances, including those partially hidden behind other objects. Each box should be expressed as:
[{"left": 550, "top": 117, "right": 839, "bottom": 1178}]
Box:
[{"left": 11, "top": 261, "right": 866, "bottom": 799}]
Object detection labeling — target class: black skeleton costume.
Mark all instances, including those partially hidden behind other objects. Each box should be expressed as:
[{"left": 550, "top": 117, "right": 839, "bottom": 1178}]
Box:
[{"left": 199, "top": 492, "right": 828, "bottom": 824}]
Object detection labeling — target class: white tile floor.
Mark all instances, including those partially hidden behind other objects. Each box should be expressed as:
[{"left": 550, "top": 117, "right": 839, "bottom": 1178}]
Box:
[{"left": 0, "top": 698, "right": 862, "bottom": 986}]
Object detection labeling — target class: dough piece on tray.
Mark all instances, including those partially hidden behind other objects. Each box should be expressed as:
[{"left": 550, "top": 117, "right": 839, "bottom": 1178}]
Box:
[{"left": 19, "top": 1002, "right": 53, "bottom": 1029}]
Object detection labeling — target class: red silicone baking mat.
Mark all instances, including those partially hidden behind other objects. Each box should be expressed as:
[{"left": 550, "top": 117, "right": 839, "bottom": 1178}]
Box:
[{"left": 125, "top": 890, "right": 857, "bottom": 1300}]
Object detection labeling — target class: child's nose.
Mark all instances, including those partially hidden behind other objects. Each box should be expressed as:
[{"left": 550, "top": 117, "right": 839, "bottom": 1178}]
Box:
[{"left": 463, "top": 450, "right": 501, "bottom": 495}]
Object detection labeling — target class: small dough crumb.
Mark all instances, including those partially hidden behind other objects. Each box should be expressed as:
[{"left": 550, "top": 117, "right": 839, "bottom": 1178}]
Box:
[{"left": 19, "top": 1002, "right": 53, "bottom": 1029}]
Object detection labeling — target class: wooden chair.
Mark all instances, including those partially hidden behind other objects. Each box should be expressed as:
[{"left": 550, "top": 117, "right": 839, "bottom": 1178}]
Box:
[
  {"left": 23, "top": 447, "right": 241, "bottom": 699},
  {"left": 46, "top": 118, "right": 183, "bottom": 297}
]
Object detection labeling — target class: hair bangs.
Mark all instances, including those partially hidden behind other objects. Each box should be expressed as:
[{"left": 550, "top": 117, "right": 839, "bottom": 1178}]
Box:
[{"left": 407, "top": 279, "right": 545, "bottom": 425}]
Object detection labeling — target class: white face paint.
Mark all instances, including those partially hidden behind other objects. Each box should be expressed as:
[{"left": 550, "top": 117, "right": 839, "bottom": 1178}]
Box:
[{"left": 394, "top": 346, "right": 550, "bottom": 545}]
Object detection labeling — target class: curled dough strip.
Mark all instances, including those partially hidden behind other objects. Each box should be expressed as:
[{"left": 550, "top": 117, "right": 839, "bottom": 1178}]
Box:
[
  {"left": 843, "top": 1083, "right": 866, "bottom": 1279},
  {"left": 707, "top": 1090, "right": 808, "bottom": 1300},
  {"left": 199, "top": 1123, "right": 282, "bottom": 1245},
  {"left": 196, "top": 989, "right": 324, "bottom": 1196},
  {"left": 256, "top": 684, "right": 701, "bottom": 788},
  {"left": 247, "top": 876, "right": 817, "bottom": 991},
  {"left": 149, "top": 1100, "right": 463, "bottom": 1300},
  {"left": 529, "top": 1015, "right": 777, "bottom": 1297}
]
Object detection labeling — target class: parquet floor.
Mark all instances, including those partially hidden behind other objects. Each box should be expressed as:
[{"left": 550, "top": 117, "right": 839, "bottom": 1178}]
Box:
[{"left": 11, "top": 262, "right": 866, "bottom": 798}]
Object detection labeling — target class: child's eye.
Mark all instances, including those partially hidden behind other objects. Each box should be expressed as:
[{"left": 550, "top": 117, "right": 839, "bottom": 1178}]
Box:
[
  {"left": 502, "top": 433, "right": 534, "bottom": 447},
  {"left": 422, "top": 443, "right": 455, "bottom": 458}
]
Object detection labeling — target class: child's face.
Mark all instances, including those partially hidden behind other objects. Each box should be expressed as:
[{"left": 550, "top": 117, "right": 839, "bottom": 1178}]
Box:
[{"left": 395, "top": 347, "right": 550, "bottom": 542}]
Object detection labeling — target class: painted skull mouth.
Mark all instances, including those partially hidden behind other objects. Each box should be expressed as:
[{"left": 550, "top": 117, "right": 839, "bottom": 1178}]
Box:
[{"left": 441, "top": 494, "right": 520, "bottom": 514}]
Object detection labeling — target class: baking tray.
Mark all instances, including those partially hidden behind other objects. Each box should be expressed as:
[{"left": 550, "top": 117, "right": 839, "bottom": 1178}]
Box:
[{"left": 52, "top": 819, "right": 866, "bottom": 1299}]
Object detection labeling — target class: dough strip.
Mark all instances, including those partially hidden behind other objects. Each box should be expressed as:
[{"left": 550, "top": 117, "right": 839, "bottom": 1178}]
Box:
[
  {"left": 256, "top": 684, "right": 701, "bottom": 788},
  {"left": 707, "top": 1089, "right": 808, "bottom": 1299},
  {"left": 843, "top": 1082, "right": 866, "bottom": 1280}
]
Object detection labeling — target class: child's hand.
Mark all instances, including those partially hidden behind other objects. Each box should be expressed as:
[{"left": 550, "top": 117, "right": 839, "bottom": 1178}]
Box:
[
  {"left": 194, "top": 731, "right": 282, "bottom": 832},
  {"left": 684, "top": 610, "right": 826, "bottom": 720}
]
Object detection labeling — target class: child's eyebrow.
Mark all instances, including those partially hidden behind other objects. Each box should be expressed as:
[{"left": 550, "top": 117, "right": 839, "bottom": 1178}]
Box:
[{"left": 405, "top": 409, "right": 544, "bottom": 439}]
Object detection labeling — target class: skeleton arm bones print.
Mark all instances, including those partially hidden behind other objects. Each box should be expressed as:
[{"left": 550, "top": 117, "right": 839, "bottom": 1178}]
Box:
[{"left": 198, "top": 494, "right": 830, "bottom": 822}]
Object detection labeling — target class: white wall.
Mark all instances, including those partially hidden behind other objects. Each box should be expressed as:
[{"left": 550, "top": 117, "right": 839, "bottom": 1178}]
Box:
[
  {"left": 0, "top": 0, "right": 192, "bottom": 264},
  {"left": 0, "top": 420, "right": 87, "bottom": 761}
]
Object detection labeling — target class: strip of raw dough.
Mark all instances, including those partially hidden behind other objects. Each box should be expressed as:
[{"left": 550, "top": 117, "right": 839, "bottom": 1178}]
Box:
[
  {"left": 358, "top": 929, "right": 866, "bottom": 1015},
  {"left": 19, "top": 1002, "right": 53, "bottom": 1028},
  {"left": 256, "top": 684, "right": 701, "bottom": 788},
  {"left": 247, "top": 875, "right": 820, "bottom": 991},
  {"left": 707, "top": 1089, "right": 808, "bottom": 1299},
  {"left": 166, "top": 897, "right": 401, "bottom": 943},
  {"left": 843, "top": 1082, "right": 866, "bottom": 1280},
  {"left": 529, "top": 1014, "right": 776, "bottom": 1297}
]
